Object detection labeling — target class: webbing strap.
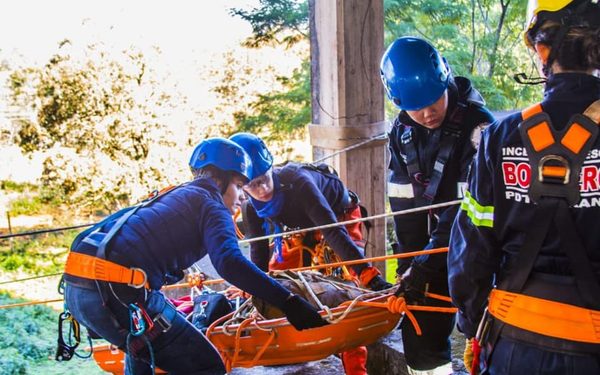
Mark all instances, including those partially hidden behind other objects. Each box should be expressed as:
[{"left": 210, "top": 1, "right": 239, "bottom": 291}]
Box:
[
  {"left": 95, "top": 183, "right": 183, "bottom": 261},
  {"left": 521, "top": 102, "right": 543, "bottom": 120},
  {"left": 422, "top": 124, "right": 461, "bottom": 202},
  {"left": 401, "top": 127, "right": 421, "bottom": 184},
  {"left": 555, "top": 200, "right": 600, "bottom": 309},
  {"left": 65, "top": 252, "right": 147, "bottom": 288},
  {"left": 501, "top": 199, "right": 557, "bottom": 292},
  {"left": 399, "top": 100, "right": 468, "bottom": 204},
  {"left": 488, "top": 289, "right": 600, "bottom": 344}
]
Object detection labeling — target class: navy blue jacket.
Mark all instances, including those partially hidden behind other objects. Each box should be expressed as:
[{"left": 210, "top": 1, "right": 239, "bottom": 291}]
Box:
[
  {"left": 244, "top": 163, "right": 368, "bottom": 275},
  {"left": 449, "top": 73, "right": 600, "bottom": 338},
  {"left": 388, "top": 77, "right": 495, "bottom": 271},
  {"left": 70, "top": 178, "right": 290, "bottom": 308}
]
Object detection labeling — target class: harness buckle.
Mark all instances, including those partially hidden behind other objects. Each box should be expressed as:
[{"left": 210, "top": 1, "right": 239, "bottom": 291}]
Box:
[{"left": 538, "top": 155, "right": 570, "bottom": 184}]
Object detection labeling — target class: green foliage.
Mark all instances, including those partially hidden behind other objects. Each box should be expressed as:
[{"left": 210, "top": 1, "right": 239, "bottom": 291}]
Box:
[
  {"left": 8, "top": 196, "right": 44, "bottom": 216},
  {"left": 230, "top": 0, "right": 308, "bottom": 48},
  {"left": 0, "top": 292, "right": 104, "bottom": 374},
  {"left": 383, "top": 0, "right": 542, "bottom": 110},
  {"left": 0, "top": 293, "right": 54, "bottom": 374},
  {"left": 8, "top": 45, "right": 182, "bottom": 210},
  {"left": 0, "top": 180, "right": 37, "bottom": 194},
  {"left": 0, "top": 229, "right": 77, "bottom": 274},
  {"left": 230, "top": 0, "right": 543, "bottom": 142},
  {"left": 233, "top": 61, "right": 311, "bottom": 142}
]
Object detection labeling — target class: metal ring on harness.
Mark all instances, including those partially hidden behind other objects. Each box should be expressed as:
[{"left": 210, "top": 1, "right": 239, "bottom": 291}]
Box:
[
  {"left": 538, "top": 155, "right": 570, "bottom": 184},
  {"left": 128, "top": 267, "right": 148, "bottom": 289}
]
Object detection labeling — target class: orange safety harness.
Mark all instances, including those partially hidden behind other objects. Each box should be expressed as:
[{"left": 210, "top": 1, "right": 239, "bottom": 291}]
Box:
[
  {"left": 64, "top": 252, "right": 148, "bottom": 289},
  {"left": 58, "top": 184, "right": 179, "bottom": 372},
  {"left": 480, "top": 100, "right": 600, "bottom": 350},
  {"left": 488, "top": 289, "right": 600, "bottom": 344},
  {"left": 63, "top": 184, "right": 177, "bottom": 288}
]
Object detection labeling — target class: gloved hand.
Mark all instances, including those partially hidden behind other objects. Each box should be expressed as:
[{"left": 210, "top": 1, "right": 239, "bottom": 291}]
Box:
[
  {"left": 394, "top": 263, "right": 429, "bottom": 304},
  {"left": 281, "top": 294, "right": 329, "bottom": 331},
  {"left": 463, "top": 337, "right": 474, "bottom": 371},
  {"left": 367, "top": 274, "right": 393, "bottom": 291}
]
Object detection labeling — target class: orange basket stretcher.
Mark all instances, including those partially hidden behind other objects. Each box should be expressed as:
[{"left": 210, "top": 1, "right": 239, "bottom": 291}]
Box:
[
  {"left": 89, "top": 293, "right": 399, "bottom": 374},
  {"left": 207, "top": 293, "right": 400, "bottom": 372}
]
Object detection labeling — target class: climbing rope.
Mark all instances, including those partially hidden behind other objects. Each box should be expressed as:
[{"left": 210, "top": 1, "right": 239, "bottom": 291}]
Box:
[
  {"left": 0, "top": 199, "right": 460, "bottom": 289},
  {"left": 313, "top": 132, "right": 388, "bottom": 164},
  {"left": 0, "top": 129, "right": 390, "bottom": 242}
]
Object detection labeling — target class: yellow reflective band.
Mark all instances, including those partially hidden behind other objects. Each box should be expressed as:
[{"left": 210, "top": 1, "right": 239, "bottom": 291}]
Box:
[{"left": 461, "top": 191, "right": 494, "bottom": 228}]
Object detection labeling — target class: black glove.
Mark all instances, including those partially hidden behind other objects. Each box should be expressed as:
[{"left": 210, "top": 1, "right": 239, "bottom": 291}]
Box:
[
  {"left": 394, "top": 263, "right": 430, "bottom": 304},
  {"left": 367, "top": 275, "right": 393, "bottom": 291},
  {"left": 280, "top": 295, "right": 329, "bottom": 331}
]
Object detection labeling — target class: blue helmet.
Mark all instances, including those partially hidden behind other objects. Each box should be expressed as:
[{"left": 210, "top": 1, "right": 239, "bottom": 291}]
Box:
[
  {"left": 229, "top": 133, "right": 273, "bottom": 180},
  {"left": 189, "top": 137, "right": 252, "bottom": 181},
  {"left": 380, "top": 37, "right": 450, "bottom": 111}
]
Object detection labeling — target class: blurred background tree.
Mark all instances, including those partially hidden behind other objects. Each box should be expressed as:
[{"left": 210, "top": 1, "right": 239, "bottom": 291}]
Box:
[
  {"left": 8, "top": 43, "right": 185, "bottom": 211},
  {"left": 229, "top": 0, "right": 541, "bottom": 130}
]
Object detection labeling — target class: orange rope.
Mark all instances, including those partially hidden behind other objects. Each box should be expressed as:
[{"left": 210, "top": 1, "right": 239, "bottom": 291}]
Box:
[
  {"left": 425, "top": 292, "right": 453, "bottom": 303},
  {"left": 0, "top": 298, "right": 63, "bottom": 309},
  {"left": 230, "top": 318, "right": 255, "bottom": 371},
  {"left": 163, "top": 247, "right": 449, "bottom": 292},
  {"left": 340, "top": 296, "right": 458, "bottom": 336},
  {"left": 0, "top": 248, "right": 450, "bottom": 309},
  {"left": 249, "top": 327, "right": 276, "bottom": 368}
]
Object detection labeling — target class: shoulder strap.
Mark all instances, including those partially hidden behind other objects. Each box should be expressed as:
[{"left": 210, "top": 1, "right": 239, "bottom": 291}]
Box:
[
  {"left": 511, "top": 101, "right": 600, "bottom": 309},
  {"left": 421, "top": 99, "right": 469, "bottom": 203},
  {"left": 91, "top": 183, "right": 185, "bottom": 260},
  {"left": 520, "top": 102, "right": 600, "bottom": 205},
  {"left": 400, "top": 126, "right": 422, "bottom": 184},
  {"left": 302, "top": 162, "right": 340, "bottom": 180}
]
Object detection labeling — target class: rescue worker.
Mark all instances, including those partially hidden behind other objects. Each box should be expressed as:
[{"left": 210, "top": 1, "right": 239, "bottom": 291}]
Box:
[
  {"left": 380, "top": 36, "right": 495, "bottom": 372},
  {"left": 449, "top": 1, "right": 600, "bottom": 373},
  {"left": 62, "top": 137, "right": 327, "bottom": 375},
  {"left": 229, "top": 132, "right": 392, "bottom": 375}
]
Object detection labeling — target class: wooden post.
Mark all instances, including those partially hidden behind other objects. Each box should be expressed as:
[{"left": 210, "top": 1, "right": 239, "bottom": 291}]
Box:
[{"left": 308, "top": 0, "right": 387, "bottom": 274}]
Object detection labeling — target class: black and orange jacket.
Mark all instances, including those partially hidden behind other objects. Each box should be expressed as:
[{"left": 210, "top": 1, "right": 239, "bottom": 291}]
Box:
[{"left": 449, "top": 73, "right": 600, "bottom": 338}]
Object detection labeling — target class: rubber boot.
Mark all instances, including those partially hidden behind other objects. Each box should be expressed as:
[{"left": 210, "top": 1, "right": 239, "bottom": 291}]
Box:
[{"left": 341, "top": 346, "right": 368, "bottom": 375}]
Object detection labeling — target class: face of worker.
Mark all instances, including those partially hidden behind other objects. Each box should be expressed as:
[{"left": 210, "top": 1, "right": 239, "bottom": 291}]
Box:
[
  {"left": 222, "top": 175, "right": 247, "bottom": 214},
  {"left": 242, "top": 168, "right": 274, "bottom": 202},
  {"left": 405, "top": 90, "right": 449, "bottom": 130}
]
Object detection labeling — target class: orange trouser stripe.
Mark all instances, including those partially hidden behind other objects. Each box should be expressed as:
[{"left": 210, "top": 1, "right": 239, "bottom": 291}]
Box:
[
  {"left": 488, "top": 289, "right": 600, "bottom": 344},
  {"left": 65, "top": 252, "right": 147, "bottom": 288}
]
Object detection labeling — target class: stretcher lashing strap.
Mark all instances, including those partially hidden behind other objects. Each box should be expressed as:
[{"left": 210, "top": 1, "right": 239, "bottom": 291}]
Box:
[
  {"left": 488, "top": 289, "right": 600, "bottom": 344},
  {"left": 347, "top": 293, "right": 458, "bottom": 337},
  {"left": 64, "top": 252, "right": 147, "bottom": 288},
  {"left": 228, "top": 318, "right": 275, "bottom": 373}
]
